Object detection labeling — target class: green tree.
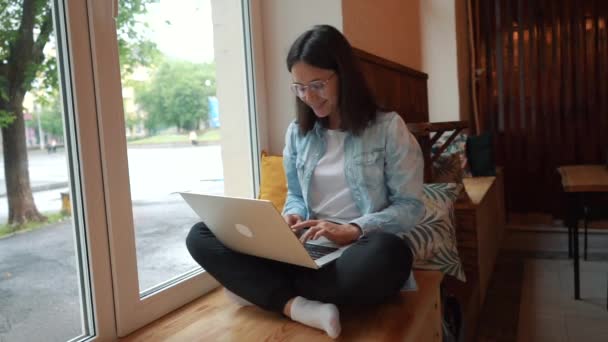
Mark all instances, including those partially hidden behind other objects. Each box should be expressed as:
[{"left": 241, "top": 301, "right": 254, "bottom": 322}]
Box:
[
  {"left": 136, "top": 60, "right": 215, "bottom": 132},
  {"left": 0, "top": 0, "right": 159, "bottom": 225},
  {"left": 39, "top": 95, "right": 63, "bottom": 138},
  {"left": 124, "top": 110, "right": 143, "bottom": 137}
]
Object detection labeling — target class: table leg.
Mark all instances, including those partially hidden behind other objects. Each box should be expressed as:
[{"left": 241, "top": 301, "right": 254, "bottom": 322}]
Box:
[
  {"left": 568, "top": 225, "right": 573, "bottom": 258},
  {"left": 567, "top": 197, "right": 575, "bottom": 259},
  {"left": 584, "top": 208, "right": 588, "bottom": 261},
  {"left": 573, "top": 193, "right": 581, "bottom": 300}
]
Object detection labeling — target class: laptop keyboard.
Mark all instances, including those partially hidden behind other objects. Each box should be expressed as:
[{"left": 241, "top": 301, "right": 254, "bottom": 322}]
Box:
[{"left": 304, "top": 243, "right": 339, "bottom": 260}]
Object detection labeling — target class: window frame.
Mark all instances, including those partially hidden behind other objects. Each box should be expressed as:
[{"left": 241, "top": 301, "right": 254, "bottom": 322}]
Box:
[{"left": 83, "top": 0, "right": 261, "bottom": 336}]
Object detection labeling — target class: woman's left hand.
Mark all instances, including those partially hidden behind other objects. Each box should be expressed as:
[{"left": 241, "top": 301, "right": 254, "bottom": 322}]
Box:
[{"left": 290, "top": 220, "right": 361, "bottom": 245}]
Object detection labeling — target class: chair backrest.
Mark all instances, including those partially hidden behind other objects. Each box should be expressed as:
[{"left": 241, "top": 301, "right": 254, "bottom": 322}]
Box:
[{"left": 407, "top": 121, "right": 469, "bottom": 182}]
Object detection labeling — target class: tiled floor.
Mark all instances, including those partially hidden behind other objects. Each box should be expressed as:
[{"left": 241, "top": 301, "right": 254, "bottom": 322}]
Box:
[
  {"left": 516, "top": 259, "right": 608, "bottom": 342},
  {"left": 504, "top": 226, "right": 608, "bottom": 255},
  {"left": 477, "top": 228, "right": 608, "bottom": 341}
]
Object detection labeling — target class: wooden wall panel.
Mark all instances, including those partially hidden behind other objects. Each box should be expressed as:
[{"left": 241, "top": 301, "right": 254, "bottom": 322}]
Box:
[
  {"left": 353, "top": 48, "right": 429, "bottom": 123},
  {"left": 473, "top": 0, "right": 608, "bottom": 216}
]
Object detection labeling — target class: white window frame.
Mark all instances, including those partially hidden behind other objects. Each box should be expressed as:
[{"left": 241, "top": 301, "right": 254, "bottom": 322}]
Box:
[
  {"left": 52, "top": 0, "right": 116, "bottom": 340},
  {"left": 83, "top": 0, "right": 260, "bottom": 336}
]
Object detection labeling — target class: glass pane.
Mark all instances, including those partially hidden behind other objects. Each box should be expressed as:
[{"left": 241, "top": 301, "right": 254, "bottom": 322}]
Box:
[
  {"left": 0, "top": 1, "right": 92, "bottom": 341},
  {"left": 116, "top": 0, "right": 253, "bottom": 293}
]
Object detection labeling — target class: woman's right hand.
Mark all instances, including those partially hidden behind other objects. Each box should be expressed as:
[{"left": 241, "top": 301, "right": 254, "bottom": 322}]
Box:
[{"left": 283, "top": 214, "right": 303, "bottom": 228}]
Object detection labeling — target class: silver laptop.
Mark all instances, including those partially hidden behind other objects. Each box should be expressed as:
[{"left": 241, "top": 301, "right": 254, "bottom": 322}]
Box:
[{"left": 179, "top": 192, "right": 351, "bottom": 269}]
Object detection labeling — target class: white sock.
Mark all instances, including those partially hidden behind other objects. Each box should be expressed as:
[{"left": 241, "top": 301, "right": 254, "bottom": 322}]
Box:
[
  {"left": 289, "top": 296, "right": 341, "bottom": 339},
  {"left": 223, "top": 288, "right": 253, "bottom": 306}
]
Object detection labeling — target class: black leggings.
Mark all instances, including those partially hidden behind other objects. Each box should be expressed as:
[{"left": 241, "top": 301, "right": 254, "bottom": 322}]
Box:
[{"left": 186, "top": 222, "right": 413, "bottom": 313}]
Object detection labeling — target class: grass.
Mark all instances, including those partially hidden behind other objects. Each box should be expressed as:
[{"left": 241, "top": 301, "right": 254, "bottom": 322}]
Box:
[
  {"left": 128, "top": 129, "right": 221, "bottom": 145},
  {"left": 199, "top": 129, "right": 221, "bottom": 142},
  {"left": 0, "top": 212, "right": 70, "bottom": 238}
]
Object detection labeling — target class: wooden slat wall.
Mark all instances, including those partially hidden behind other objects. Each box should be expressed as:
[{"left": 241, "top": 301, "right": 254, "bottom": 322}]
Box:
[
  {"left": 353, "top": 48, "right": 429, "bottom": 123},
  {"left": 473, "top": 0, "right": 608, "bottom": 216}
]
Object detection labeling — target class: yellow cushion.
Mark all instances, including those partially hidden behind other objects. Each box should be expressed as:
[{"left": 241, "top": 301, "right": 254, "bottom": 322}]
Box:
[{"left": 259, "top": 151, "right": 287, "bottom": 212}]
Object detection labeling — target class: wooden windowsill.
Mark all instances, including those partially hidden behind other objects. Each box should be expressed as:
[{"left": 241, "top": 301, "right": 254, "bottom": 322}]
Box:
[{"left": 119, "top": 271, "right": 443, "bottom": 341}]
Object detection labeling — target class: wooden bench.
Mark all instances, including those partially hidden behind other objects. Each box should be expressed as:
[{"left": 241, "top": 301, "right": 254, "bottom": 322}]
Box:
[
  {"left": 446, "top": 168, "right": 506, "bottom": 341},
  {"left": 120, "top": 270, "right": 443, "bottom": 341}
]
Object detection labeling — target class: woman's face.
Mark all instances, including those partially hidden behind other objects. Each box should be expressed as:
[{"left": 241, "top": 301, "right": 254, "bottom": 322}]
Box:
[{"left": 290, "top": 62, "right": 339, "bottom": 120}]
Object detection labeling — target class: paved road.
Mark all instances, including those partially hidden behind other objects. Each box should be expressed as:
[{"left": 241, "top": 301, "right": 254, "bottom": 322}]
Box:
[
  {"left": 0, "top": 145, "right": 225, "bottom": 342},
  {"left": 0, "top": 145, "right": 224, "bottom": 221},
  {"left": 0, "top": 201, "right": 205, "bottom": 342},
  {"left": 0, "top": 149, "right": 68, "bottom": 197}
]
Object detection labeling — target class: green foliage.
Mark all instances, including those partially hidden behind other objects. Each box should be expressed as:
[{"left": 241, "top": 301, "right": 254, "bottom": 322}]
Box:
[
  {"left": 124, "top": 109, "right": 143, "bottom": 134},
  {"left": 0, "top": 1, "right": 38, "bottom": 62},
  {"left": 135, "top": 59, "right": 216, "bottom": 132},
  {"left": 30, "top": 55, "right": 58, "bottom": 101},
  {"left": 39, "top": 94, "right": 63, "bottom": 137},
  {"left": 0, "top": 110, "right": 15, "bottom": 126},
  {"left": 116, "top": 0, "right": 162, "bottom": 76},
  {"left": 0, "top": 0, "right": 52, "bottom": 129},
  {"left": 0, "top": 74, "right": 11, "bottom": 125},
  {"left": 0, "top": 0, "right": 160, "bottom": 129},
  {"left": 0, "top": 0, "right": 160, "bottom": 224},
  {"left": 22, "top": 89, "right": 63, "bottom": 137}
]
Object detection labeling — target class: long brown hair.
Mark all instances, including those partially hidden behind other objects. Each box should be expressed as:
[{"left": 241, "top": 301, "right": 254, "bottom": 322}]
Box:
[{"left": 286, "top": 25, "right": 377, "bottom": 135}]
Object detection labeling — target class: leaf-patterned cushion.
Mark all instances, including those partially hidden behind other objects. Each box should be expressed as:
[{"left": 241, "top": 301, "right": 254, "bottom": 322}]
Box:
[
  {"left": 433, "top": 154, "right": 463, "bottom": 183},
  {"left": 399, "top": 183, "right": 466, "bottom": 281}
]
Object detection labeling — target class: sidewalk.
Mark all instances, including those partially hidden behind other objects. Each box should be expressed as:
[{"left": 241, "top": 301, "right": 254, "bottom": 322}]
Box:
[
  {"left": 0, "top": 200, "right": 199, "bottom": 342},
  {"left": 0, "top": 150, "right": 70, "bottom": 222},
  {"left": 0, "top": 181, "right": 69, "bottom": 198},
  {"left": 127, "top": 140, "right": 220, "bottom": 149}
]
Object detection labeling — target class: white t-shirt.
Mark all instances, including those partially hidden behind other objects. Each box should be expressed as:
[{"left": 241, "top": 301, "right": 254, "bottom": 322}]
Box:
[{"left": 309, "top": 129, "right": 361, "bottom": 223}]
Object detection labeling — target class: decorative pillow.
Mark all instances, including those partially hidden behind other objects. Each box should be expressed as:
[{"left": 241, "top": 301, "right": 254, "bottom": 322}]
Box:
[
  {"left": 258, "top": 151, "right": 287, "bottom": 211},
  {"left": 399, "top": 183, "right": 466, "bottom": 281},
  {"left": 431, "top": 132, "right": 471, "bottom": 181},
  {"left": 433, "top": 153, "right": 463, "bottom": 183}
]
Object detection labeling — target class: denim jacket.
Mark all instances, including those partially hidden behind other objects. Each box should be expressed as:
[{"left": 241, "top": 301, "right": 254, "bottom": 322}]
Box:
[{"left": 281, "top": 111, "right": 424, "bottom": 236}]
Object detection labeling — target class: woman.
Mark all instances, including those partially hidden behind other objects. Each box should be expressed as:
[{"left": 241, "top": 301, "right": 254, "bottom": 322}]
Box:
[{"left": 186, "top": 25, "right": 424, "bottom": 339}]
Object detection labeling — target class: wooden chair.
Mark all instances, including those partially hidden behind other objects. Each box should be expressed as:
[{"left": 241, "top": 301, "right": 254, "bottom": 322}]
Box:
[{"left": 407, "top": 121, "right": 469, "bottom": 183}]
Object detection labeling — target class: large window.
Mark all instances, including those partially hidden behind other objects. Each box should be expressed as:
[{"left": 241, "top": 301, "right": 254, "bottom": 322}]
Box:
[
  {"left": 88, "top": 0, "right": 258, "bottom": 336},
  {"left": 0, "top": 0, "right": 258, "bottom": 339},
  {"left": 117, "top": 0, "right": 225, "bottom": 294},
  {"left": 0, "top": 1, "right": 98, "bottom": 340}
]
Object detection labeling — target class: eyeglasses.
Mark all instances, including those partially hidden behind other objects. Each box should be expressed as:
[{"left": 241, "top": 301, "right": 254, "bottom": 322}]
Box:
[{"left": 290, "top": 73, "right": 335, "bottom": 98}]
